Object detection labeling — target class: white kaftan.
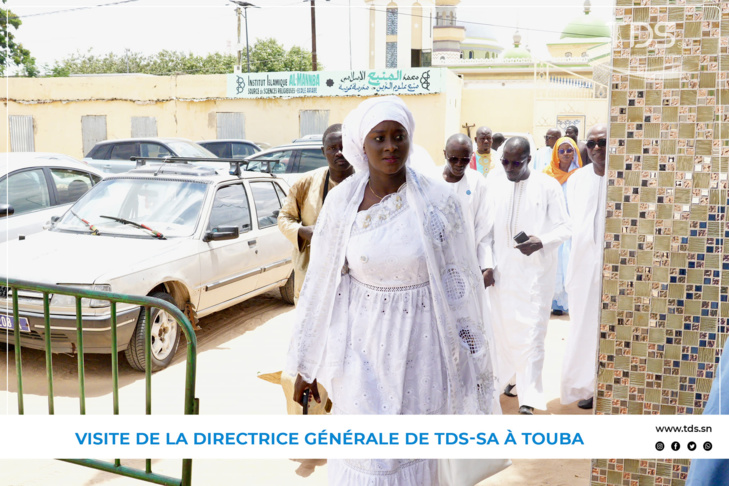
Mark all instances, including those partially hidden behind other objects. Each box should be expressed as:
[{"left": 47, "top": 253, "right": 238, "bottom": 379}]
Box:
[
  {"left": 532, "top": 146, "right": 553, "bottom": 173},
  {"left": 552, "top": 158, "right": 580, "bottom": 313},
  {"left": 486, "top": 171, "right": 571, "bottom": 409},
  {"left": 560, "top": 166, "right": 606, "bottom": 404},
  {"left": 328, "top": 184, "right": 445, "bottom": 485},
  {"left": 444, "top": 168, "right": 493, "bottom": 269}
]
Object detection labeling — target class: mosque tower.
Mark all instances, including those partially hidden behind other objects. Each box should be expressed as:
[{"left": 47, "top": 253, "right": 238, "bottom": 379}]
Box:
[
  {"left": 364, "top": 0, "right": 436, "bottom": 69},
  {"left": 432, "top": 0, "right": 465, "bottom": 64}
]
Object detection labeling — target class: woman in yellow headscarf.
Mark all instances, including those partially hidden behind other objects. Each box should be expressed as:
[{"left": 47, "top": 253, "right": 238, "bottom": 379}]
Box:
[
  {"left": 544, "top": 136, "right": 583, "bottom": 184},
  {"left": 544, "top": 136, "right": 582, "bottom": 315}
]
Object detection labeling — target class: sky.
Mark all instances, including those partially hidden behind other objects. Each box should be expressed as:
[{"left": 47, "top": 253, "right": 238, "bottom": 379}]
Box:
[{"left": 10, "top": 0, "right": 616, "bottom": 74}]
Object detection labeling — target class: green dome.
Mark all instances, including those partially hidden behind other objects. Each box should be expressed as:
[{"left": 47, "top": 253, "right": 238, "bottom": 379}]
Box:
[
  {"left": 561, "top": 14, "right": 611, "bottom": 39},
  {"left": 502, "top": 47, "right": 532, "bottom": 60},
  {"left": 502, "top": 30, "right": 531, "bottom": 60}
]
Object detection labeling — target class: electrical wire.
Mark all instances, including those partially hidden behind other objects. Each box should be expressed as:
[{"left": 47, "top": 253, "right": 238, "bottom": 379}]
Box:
[{"left": 15, "top": 0, "right": 140, "bottom": 19}]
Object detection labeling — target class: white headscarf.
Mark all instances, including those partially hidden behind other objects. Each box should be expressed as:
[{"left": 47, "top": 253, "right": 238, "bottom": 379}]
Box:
[{"left": 342, "top": 95, "right": 417, "bottom": 173}]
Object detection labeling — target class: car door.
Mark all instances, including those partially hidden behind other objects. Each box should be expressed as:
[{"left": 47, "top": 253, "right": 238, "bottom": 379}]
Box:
[
  {"left": 231, "top": 142, "right": 258, "bottom": 158},
  {"left": 0, "top": 168, "right": 53, "bottom": 242},
  {"left": 197, "top": 182, "right": 262, "bottom": 313},
  {"left": 139, "top": 142, "right": 173, "bottom": 159},
  {"left": 107, "top": 142, "right": 140, "bottom": 173},
  {"left": 295, "top": 147, "right": 328, "bottom": 174},
  {"left": 199, "top": 142, "right": 231, "bottom": 158},
  {"left": 247, "top": 179, "right": 292, "bottom": 286}
]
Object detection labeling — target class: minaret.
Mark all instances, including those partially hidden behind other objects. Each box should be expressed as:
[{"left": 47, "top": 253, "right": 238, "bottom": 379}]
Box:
[
  {"left": 365, "top": 0, "right": 436, "bottom": 69},
  {"left": 432, "top": 0, "right": 465, "bottom": 64}
]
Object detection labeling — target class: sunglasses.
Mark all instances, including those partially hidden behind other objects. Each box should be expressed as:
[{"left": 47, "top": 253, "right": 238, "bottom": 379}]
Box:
[
  {"left": 447, "top": 156, "right": 471, "bottom": 164},
  {"left": 558, "top": 148, "right": 574, "bottom": 155},
  {"left": 586, "top": 138, "right": 607, "bottom": 149},
  {"left": 501, "top": 156, "right": 529, "bottom": 168}
]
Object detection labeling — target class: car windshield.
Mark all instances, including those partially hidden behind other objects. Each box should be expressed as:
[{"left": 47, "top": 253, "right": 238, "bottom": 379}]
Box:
[
  {"left": 54, "top": 178, "right": 207, "bottom": 237},
  {"left": 166, "top": 141, "right": 217, "bottom": 158}
]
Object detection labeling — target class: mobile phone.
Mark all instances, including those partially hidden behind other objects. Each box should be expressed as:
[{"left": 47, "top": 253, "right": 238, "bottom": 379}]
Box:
[
  {"left": 302, "top": 389, "right": 310, "bottom": 415},
  {"left": 513, "top": 231, "right": 529, "bottom": 244}
]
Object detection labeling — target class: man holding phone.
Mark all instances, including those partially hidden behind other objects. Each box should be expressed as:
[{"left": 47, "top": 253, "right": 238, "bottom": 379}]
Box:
[{"left": 483, "top": 136, "right": 571, "bottom": 414}]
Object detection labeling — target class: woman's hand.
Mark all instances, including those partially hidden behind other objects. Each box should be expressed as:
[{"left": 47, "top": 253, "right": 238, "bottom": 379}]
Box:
[{"left": 293, "top": 374, "right": 321, "bottom": 407}]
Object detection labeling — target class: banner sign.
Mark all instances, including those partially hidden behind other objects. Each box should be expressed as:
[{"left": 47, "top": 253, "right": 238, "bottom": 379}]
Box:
[
  {"left": 226, "top": 68, "right": 444, "bottom": 99},
  {"left": 2, "top": 414, "right": 726, "bottom": 459}
]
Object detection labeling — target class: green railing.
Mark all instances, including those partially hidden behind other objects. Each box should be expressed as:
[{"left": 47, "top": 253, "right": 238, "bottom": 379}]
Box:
[{"left": 3, "top": 278, "right": 199, "bottom": 486}]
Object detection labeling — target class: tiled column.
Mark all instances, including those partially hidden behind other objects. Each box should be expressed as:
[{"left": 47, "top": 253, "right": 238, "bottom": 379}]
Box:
[{"left": 595, "top": 1, "right": 727, "bottom": 484}]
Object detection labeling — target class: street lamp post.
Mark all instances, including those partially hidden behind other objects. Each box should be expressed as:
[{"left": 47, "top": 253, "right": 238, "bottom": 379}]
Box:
[{"left": 230, "top": 1, "right": 258, "bottom": 73}]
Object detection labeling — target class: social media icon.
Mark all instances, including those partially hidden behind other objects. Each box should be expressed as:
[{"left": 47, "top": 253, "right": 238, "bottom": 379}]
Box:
[
  {"left": 688, "top": 442, "right": 697, "bottom": 451},
  {"left": 656, "top": 441, "right": 665, "bottom": 451},
  {"left": 704, "top": 441, "right": 713, "bottom": 451},
  {"left": 671, "top": 441, "right": 681, "bottom": 451}
]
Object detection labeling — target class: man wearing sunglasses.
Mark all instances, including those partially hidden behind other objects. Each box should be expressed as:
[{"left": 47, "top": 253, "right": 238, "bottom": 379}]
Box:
[
  {"left": 533, "top": 128, "right": 561, "bottom": 173},
  {"left": 441, "top": 133, "right": 494, "bottom": 288},
  {"left": 484, "top": 136, "right": 571, "bottom": 415},
  {"left": 560, "top": 124, "right": 608, "bottom": 411}
]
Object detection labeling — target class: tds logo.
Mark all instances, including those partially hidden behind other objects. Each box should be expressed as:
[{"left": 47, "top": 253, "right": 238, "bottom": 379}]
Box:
[{"left": 629, "top": 22, "right": 676, "bottom": 48}]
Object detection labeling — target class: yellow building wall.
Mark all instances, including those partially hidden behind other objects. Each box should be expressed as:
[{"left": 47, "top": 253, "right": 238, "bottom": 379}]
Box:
[
  {"left": 460, "top": 87, "right": 536, "bottom": 135},
  {"left": 2, "top": 73, "right": 460, "bottom": 165}
]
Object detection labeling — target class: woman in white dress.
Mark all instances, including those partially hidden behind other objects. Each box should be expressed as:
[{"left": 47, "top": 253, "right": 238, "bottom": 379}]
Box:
[
  {"left": 543, "top": 136, "right": 582, "bottom": 315},
  {"left": 286, "top": 96, "right": 502, "bottom": 485}
]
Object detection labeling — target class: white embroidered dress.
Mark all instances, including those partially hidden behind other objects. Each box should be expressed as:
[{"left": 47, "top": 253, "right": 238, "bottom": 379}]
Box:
[{"left": 328, "top": 184, "right": 445, "bottom": 484}]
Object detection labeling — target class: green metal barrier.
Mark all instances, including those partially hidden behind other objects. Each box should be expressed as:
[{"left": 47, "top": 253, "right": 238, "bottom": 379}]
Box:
[{"left": 3, "top": 278, "right": 199, "bottom": 486}]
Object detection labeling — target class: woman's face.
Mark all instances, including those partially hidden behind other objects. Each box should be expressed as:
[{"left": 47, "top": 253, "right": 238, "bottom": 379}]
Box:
[
  {"left": 363, "top": 120, "right": 410, "bottom": 177},
  {"left": 557, "top": 142, "right": 574, "bottom": 172}
]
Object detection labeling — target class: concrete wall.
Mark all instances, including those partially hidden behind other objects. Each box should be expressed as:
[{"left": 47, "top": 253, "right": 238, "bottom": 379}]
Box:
[
  {"left": 2, "top": 71, "right": 461, "bottom": 164},
  {"left": 460, "top": 86, "right": 536, "bottom": 135}
]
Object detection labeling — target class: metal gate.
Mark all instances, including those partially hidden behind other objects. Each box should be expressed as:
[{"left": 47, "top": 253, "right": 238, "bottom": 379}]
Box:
[{"left": 3, "top": 278, "right": 199, "bottom": 486}]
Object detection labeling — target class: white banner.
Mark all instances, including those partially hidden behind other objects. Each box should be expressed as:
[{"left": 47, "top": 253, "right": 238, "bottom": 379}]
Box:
[
  {"left": 226, "top": 68, "right": 444, "bottom": 99},
  {"left": 0, "top": 414, "right": 726, "bottom": 459}
]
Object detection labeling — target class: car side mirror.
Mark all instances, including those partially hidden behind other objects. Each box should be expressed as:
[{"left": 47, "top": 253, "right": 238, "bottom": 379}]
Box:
[
  {"left": 203, "top": 226, "right": 240, "bottom": 242},
  {"left": 0, "top": 204, "right": 14, "bottom": 217},
  {"left": 43, "top": 215, "right": 62, "bottom": 230}
]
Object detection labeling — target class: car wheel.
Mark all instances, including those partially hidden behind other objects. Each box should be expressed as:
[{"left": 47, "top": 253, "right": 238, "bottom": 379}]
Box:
[
  {"left": 279, "top": 271, "right": 295, "bottom": 305},
  {"left": 124, "top": 291, "right": 181, "bottom": 372}
]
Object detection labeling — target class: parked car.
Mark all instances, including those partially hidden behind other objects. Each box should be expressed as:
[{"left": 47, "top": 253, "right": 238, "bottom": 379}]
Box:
[
  {"left": 292, "top": 134, "right": 323, "bottom": 144},
  {"left": 83, "top": 137, "right": 217, "bottom": 174},
  {"left": 0, "top": 152, "right": 104, "bottom": 243},
  {"left": 0, "top": 160, "right": 294, "bottom": 371},
  {"left": 243, "top": 141, "right": 325, "bottom": 185},
  {"left": 196, "top": 139, "right": 261, "bottom": 159}
]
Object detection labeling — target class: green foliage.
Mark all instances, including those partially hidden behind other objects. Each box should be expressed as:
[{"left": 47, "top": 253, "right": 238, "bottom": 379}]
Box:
[
  {"left": 1, "top": 1, "right": 38, "bottom": 76},
  {"left": 46, "top": 39, "right": 316, "bottom": 76}
]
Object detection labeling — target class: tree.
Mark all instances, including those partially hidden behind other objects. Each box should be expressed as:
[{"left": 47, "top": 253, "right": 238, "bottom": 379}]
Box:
[
  {"left": 0, "top": 0, "right": 37, "bottom": 76},
  {"left": 46, "top": 39, "right": 316, "bottom": 76},
  {"left": 246, "top": 38, "right": 287, "bottom": 73}
]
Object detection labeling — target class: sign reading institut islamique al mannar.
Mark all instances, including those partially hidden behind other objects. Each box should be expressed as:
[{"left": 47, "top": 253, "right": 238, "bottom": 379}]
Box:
[{"left": 226, "top": 68, "right": 444, "bottom": 99}]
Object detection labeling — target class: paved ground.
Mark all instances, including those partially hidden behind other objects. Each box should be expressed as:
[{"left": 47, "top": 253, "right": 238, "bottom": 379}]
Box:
[{"left": 0, "top": 291, "right": 591, "bottom": 485}]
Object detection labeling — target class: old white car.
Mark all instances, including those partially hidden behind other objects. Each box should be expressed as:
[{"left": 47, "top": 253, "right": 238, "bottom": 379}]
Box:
[
  {"left": 0, "top": 161, "right": 294, "bottom": 371},
  {"left": 0, "top": 152, "right": 104, "bottom": 243}
]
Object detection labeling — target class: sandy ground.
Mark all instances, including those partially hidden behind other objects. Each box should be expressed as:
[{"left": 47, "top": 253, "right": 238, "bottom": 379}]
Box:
[{"left": 1, "top": 291, "right": 591, "bottom": 485}]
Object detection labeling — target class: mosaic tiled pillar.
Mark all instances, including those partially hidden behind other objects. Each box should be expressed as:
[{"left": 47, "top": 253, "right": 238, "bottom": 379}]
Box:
[{"left": 595, "top": 1, "right": 727, "bottom": 485}]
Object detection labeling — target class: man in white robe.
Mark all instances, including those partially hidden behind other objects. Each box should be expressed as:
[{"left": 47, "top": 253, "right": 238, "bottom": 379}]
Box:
[
  {"left": 560, "top": 124, "right": 608, "bottom": 410},
  {"left": 484, "top": 136, "right": 571, "bottom": 414},
  {"left": 532, "top": 128, "right": 561, "bottom": 172},
  {"left": 440, "top": 133, "right": 494, "bottom": 287}
]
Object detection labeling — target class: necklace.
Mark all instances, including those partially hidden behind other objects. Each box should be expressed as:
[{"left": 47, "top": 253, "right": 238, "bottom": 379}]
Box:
[{"left": 368, "top": 181, "right": 384, "bottom": 200}]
